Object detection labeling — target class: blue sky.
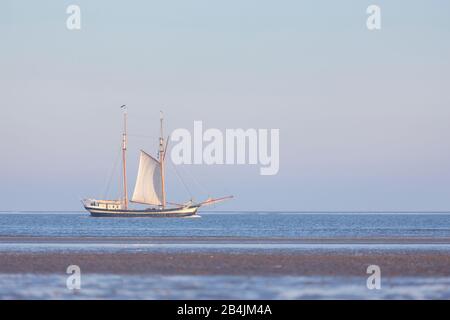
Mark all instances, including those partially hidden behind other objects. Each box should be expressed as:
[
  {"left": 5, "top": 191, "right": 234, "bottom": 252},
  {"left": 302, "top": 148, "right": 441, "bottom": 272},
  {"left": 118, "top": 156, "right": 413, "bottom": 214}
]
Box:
[{"left": 1, "top": 1, "right": 450, "bottom": 211}]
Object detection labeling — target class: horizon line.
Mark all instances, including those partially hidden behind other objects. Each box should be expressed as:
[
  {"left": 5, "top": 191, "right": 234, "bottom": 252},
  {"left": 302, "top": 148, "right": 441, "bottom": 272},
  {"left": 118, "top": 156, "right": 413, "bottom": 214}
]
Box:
[{"left": 1, "top": 210, "right": 450, "bottom": 214}]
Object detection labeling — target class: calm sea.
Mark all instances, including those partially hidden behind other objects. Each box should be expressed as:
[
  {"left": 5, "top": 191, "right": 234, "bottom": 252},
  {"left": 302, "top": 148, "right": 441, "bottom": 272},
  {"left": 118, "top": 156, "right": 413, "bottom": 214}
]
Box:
[
  {"left": 1, "top": 212, "right": 450, "bottom": 238},
  {"left": 2, "top": 212, "right": 450, "bottom": 299}
]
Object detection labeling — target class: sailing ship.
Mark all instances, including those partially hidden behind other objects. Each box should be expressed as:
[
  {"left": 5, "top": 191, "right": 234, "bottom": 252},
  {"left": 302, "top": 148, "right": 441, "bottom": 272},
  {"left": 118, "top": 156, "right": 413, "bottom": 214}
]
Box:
[{"left": 83, "top": 106, "right": 232, "bottom": 217}]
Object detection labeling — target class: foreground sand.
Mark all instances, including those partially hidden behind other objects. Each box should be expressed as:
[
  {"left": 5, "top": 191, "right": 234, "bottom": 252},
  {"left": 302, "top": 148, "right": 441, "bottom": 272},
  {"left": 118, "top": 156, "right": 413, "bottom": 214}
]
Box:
[{"left": 1, "top": 251, "right": 450, "bottom": 276}]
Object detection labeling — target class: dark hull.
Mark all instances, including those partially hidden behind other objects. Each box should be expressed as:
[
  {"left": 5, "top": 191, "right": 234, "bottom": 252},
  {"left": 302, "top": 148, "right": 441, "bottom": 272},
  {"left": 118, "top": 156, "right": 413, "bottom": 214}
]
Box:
[{"left": 85, "top": 206, "right": 199, "bottom": 218}]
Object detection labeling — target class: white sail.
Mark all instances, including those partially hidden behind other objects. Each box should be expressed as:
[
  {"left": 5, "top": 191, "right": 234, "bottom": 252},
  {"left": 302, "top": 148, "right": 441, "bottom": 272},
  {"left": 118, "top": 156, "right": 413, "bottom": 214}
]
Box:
[{"left": 131, "top": 150, "right": 162, "bottom": 206}]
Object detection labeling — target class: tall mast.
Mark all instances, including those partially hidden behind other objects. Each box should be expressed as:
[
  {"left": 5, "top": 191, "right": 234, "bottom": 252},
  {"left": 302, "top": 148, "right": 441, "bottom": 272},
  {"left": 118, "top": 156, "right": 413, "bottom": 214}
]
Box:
[
  {"left": 121, "top": 105, "right": 128, "bottom": 209},
  {"left": 159, "top": 111, "right": 166, "bottom": 208}
]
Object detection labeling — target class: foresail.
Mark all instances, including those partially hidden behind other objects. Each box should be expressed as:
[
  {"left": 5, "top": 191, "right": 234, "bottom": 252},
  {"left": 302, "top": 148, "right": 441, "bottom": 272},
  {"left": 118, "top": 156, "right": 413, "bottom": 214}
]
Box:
[{"left": 131, "top": 150, "right": 162, "bottom": 206}]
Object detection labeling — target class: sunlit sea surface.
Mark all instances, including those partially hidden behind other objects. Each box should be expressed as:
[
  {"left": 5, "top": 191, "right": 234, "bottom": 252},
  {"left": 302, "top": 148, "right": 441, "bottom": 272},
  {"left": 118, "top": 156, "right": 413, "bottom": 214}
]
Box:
[{"left": 2, "top": 211, "right": 450, "bottom": 238}]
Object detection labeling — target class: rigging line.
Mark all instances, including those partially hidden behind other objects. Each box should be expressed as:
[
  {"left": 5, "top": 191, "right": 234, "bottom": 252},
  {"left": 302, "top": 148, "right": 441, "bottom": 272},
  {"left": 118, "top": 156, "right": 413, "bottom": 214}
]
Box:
[
  {"left": 128, "top": 134, "right": 156, "bottom": 138},
  {"left": 103, "top": 145, "right": 122, "bottom": 200},
  {"left": 168, "top": 160, "right": 193, "bottom": 200},
  {"left": 178, "top": 164, "right": 210, "bottom": 197}
]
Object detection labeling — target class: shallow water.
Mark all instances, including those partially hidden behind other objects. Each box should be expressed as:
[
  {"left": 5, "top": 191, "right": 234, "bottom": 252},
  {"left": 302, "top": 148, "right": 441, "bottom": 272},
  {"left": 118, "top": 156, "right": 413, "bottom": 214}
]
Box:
[
  {"left": 1, "top": 242, "right": 450, "bottom": 254},
  {"left": 1, "top": 274, "right": 449, "bottom": 299}
]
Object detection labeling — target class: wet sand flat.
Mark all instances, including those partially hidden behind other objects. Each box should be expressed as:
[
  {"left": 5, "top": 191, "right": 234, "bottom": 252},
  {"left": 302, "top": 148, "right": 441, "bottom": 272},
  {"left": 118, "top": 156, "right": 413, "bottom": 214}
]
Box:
[
  {"left": 2, "top": 236, "right": 449, "bottom": 277},
  {"left": 1, "top": 251, "right": 450, "bottom": 276}
]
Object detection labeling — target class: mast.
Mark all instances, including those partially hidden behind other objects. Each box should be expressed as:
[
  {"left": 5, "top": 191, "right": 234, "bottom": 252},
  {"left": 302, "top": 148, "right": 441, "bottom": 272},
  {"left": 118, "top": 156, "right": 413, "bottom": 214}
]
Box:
[
  {"left": 159, "top": 111, "right": 166, "bottom": 208},
  {"left": 121, "top": 105, "right": 128, "bottom": 209}
]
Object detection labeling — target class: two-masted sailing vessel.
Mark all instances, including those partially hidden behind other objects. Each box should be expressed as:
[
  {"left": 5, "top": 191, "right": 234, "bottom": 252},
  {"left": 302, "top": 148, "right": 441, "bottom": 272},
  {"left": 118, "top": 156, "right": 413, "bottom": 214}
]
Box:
[{"left": 83, "top": 106, "right": 232, "bottom": 217}]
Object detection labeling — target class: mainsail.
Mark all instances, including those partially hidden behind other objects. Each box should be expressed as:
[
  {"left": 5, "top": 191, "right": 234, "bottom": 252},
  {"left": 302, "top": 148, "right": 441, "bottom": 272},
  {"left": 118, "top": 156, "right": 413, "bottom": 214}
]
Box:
[{"left": 131, "top": 150, "right": 162, "bottom": 206}]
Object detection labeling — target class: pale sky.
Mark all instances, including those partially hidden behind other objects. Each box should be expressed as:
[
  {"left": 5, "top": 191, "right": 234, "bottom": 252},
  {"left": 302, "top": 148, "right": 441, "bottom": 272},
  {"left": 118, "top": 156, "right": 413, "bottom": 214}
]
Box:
[{"left": 1, "top": 0, "right": 450, "bottom": 211}]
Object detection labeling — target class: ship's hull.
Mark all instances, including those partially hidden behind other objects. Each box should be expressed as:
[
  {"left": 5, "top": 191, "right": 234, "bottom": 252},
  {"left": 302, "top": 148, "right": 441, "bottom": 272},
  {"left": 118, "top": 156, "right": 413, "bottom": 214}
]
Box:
[{"left": 84, "top": 205, "right": 199, "bottom": 217}]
